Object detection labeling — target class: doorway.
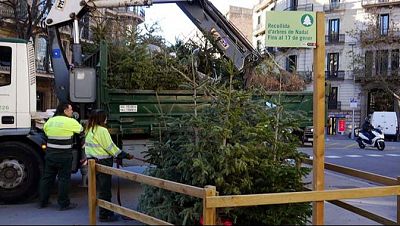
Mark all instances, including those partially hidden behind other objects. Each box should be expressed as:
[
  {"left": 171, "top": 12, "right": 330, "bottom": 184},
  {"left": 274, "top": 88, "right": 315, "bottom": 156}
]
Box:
[{"left": 327, "top": 117, "right": 337, "bottom": 135}]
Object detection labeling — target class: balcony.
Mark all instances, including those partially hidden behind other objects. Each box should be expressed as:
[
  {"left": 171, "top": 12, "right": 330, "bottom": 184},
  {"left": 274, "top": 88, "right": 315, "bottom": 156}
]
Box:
[
  {"left": 255, "top": 0, "right": 275, "bottom": 13},
  {"left": 0, "top": 4, "right": 27, "bottom": 19},
  {"left": 283, "top": 3, "right": 314, "bottom": 11},
  {"left": 254, "top": 23, "right": 265, "bottom": 36},
  {"left": 106, "top": 6, "right": 145, "bottom": 24},
  {"left": 355, "top": 68, "right": 400, "bottom": 82},
  {"left": 360, "top": 28, "right": 400, "bottom": 44},
  {"left": 362, "top": 0, "right": 400, "bottom": 8},
  {"left": 328, "top": 100, "right": 341, "bottom": 110},
  {"left": 325, "top": 34, "right": 345, "bottom": 44},
  {"left": 0, "top": 6, "right": 13, "bottom": 18},
  {"left": 298, "top": 71, "right": 313, "bottom": 83},
  {"left": 323, "top": 2, "right": 345, "bottom": 11},
  {"left": 326, "top": 70, "right": 345, "bottom": 80}
]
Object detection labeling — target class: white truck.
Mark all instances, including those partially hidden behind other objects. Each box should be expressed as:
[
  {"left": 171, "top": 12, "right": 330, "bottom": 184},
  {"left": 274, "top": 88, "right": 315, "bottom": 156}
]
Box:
[
  {"left": 371, "top": 111, "right": 398, "bottom": 141},
  {"left": 0, "top": 0, "right": 260, "bottom": 203}
]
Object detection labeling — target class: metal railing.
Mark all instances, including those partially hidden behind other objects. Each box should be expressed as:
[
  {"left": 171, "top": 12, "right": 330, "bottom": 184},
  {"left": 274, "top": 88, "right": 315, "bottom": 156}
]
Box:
[
  {"left": 362, "top": 0, "right": 400, "bottom": 7},
  {"left": 323, "top": 2, "right": 345, "bottom": 11},
  {"left": 284, "top": 3, "right": 314, "bottom": 11},
  {"left": 0, "top": 6, "right": 13, "bottom": 18},
  {"left": 325, "top": 34, "right": 345, "bottom": 44},
  {"left": 326, "top": 70, "right": 345, "bottom": 80},
  {"left": 328, "top": 100, "right": 341, "bottom": 110},
  {"left": 360, "top": 27, "right": 400, "bottom": 42},
  {"left": 107, "top": 6, "right": 145, "bottom": 22},
  {"left": 298, "top": 71, "right": 313, "bottom": 83}
]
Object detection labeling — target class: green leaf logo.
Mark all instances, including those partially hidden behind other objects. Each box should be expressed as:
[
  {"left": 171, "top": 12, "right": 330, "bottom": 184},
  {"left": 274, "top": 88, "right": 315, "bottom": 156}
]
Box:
[{"left": 301, "top": 14, "right": 314, "bottom": 27}]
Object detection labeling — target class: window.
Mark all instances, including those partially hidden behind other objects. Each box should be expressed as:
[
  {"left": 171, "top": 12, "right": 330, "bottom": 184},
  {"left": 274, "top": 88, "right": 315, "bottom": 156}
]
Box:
[
  {"left": 286, "top": 55, "right": 297, "bottom": 72},
  {"left": 36, "top": 36, "right": 49, "bottom": 72},
  {"left": 289, "top": 0, "right": 298, "bottom": 10},
  {"left": 330, "top": 0, "right": 340, "bottom": 8},
  {"left": 328, "top": 87, "right": 338, "bottom": 109},
  {"left": 328, "top": 19, "right": 340, "bottom": 42},
  {"left": 257, "top": 15, "right": 261, "bottom": 25},
  {"left": 256, "top": 40, "right": 262, "bottom": 51},
  {"left": 376, "top": 50, "right": 388, "bottom": 76},
  {"left": 327, "top": 53, "right": 339, "bottom": 77},
  {"left": 365, "top": 51, "right": 373, "bottom": 77},
  {"left": 37, "top": 92, "right": 45, "bottom": 111},
  {"left": 379, "top": 14, "right": 389, "bottom": 36},
  {"left": 391, "top": 50, "right": 399, "bottom": 75},
  {"left": 81, "top": 14, "right": 90, "bottom": 40},
  {"left": 0, "top": 46, "right": 12, "bottom": 87}
]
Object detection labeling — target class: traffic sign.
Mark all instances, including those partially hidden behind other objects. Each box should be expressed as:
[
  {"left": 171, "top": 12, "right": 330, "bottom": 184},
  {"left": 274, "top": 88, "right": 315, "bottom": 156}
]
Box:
[
  {"left": 350, "top": 98, "right": 358, "bottom": 108},
  {"left": 265, "top": 11, "right": 316, "bottom": 48}
]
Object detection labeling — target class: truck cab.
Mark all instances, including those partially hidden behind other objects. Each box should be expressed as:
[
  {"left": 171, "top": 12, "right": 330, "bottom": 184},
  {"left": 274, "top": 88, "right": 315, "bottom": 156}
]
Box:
[{"left": 0, "top": 38, "right": 37, "bottom": 131}]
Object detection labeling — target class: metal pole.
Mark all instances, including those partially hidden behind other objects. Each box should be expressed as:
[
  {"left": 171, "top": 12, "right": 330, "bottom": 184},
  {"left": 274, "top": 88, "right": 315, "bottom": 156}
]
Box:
[{"left": 351, "top": 108, "right": 355, "bottom": 139}]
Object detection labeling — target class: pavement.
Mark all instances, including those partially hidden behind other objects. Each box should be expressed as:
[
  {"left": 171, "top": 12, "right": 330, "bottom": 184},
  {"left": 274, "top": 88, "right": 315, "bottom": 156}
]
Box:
[{"left": 0, "top": 135, "right": 396, "bottom": 225}]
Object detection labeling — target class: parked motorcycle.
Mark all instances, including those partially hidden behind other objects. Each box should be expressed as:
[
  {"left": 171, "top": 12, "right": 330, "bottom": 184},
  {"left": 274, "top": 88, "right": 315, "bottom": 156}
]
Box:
[{"left": 356, "top": 128, "right": 385, "bottom": 151}]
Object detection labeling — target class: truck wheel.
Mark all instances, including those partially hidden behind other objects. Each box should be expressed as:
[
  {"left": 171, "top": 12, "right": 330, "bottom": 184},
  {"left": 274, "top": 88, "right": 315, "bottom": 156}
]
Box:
[{"left": 0, "top": 142, "right": 41, "bottom": 203}]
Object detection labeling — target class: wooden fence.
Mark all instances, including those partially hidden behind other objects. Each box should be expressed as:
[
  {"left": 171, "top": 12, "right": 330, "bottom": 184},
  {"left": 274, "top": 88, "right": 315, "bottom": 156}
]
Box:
[
  {"left": 88, "top": 159, "right": 400, "bottom": 225},
  {"left": 87, "top": 160, "right": 216, "bottom": 225},
  {"left": 303, "top": 158, "right": 399, "bottom": 225}
]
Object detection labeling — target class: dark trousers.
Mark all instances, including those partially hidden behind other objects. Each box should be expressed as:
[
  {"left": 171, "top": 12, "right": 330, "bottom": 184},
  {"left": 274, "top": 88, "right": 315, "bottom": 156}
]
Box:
[
  {"left": 39, "top": 152, "right": 73, "bottom": 208},
  {"left": 97, "top": 158, "right": 114, "bottom": 218}
]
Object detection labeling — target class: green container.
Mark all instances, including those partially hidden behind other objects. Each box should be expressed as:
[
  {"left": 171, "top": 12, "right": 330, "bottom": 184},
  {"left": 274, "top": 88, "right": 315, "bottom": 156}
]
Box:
[
  {"left": 93, "top": 41, "right": 313, "bottom": 137},
  {"left": 258, "top": 91, "right": 313, "bottom": 128},
  {"left": 103, "top": 89, "right": 208, "bottom": 136}
]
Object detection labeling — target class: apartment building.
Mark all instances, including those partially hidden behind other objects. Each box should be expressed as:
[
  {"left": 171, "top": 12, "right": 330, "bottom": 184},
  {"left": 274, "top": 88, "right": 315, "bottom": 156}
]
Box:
[
  {"left": 253, "top": 0, "right": 400, "bottom": 135},
  {"left": 226, "top": 6, "right": 254, "bottom": 43},
  {"left": 0, "top": 2, "right": 145, "bottom": 111}
]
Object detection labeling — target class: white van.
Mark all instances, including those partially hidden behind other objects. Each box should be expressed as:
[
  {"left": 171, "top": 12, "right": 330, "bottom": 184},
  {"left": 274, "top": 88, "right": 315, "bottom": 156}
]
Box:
[{"left": 371, "top": 111, "right": 398, "bottom": 141}]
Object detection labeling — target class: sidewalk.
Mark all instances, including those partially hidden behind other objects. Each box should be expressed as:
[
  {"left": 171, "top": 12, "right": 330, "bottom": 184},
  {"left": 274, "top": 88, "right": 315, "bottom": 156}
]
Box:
[
  {"left": 0, "top": 166, "right": 394, "bottom": 225},
  {"left": 307, "top": 169, "right": 396, "bottom": 225}
]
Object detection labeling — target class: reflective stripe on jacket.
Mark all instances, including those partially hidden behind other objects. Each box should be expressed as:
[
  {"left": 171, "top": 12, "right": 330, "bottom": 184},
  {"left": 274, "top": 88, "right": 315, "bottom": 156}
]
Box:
[
  {"left": 44, "top": 116, "right": 83, "bottom": 149},
  {"left": 84, "top": 126, "right": 121, "bottom": 159}
]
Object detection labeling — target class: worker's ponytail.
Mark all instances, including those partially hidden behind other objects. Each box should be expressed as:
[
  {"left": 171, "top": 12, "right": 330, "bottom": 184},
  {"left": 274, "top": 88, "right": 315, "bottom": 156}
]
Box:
[{"left": 85, "top": 109, "right": 107, "bottom": 133}]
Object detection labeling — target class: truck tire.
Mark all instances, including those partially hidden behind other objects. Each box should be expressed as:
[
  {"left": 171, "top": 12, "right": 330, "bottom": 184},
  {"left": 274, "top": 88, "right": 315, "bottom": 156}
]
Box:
[{"left": 0, "top": 142, "right": 41, "bottom": 203}]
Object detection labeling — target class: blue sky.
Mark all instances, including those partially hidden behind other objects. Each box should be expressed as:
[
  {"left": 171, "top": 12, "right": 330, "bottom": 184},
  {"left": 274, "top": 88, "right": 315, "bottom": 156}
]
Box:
[{"left": 142, "top": 0, "right": 258, "bottom": 44}]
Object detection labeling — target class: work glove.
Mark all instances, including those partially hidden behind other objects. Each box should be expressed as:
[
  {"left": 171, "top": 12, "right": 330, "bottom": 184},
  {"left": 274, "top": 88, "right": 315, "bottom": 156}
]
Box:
[
  {"left": 116, "top": 151, "right": 133, "bottom": 160},
  {"left": 125, "top": 154, "right": 134, "bottom": 160}
]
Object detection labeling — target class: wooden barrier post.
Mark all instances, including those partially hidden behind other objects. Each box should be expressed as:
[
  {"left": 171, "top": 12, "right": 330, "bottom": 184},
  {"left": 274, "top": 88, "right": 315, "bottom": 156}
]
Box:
[
  {"left": 397, "top": 176, "right": 400, "bottom": 224},
  {"left": 88, "top": 160, "right": 97, "bottom": 225},
  {"left": 312, "top": 11, "right": 326, "bottom": 225},
  {"left": 203, "top": 185, "right": 217, "bottom": 225}
]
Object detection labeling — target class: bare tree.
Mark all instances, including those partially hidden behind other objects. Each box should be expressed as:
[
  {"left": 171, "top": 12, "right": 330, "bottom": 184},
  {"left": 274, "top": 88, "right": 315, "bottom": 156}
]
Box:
[
  {"left": 347, "top": 9, "right": 400, "bottom": 113},
  {"left": 0, "top": 0, "right": 52, "bottom": 40}
]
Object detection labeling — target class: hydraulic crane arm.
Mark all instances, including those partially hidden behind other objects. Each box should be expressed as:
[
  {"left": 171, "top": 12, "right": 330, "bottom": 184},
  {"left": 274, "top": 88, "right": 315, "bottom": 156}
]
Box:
[
  {"left": 45, "top": 0, "right": 261, "bottom": 102},
  {"left": 176, "top": 1, "right": 260, "bottom": 71}
]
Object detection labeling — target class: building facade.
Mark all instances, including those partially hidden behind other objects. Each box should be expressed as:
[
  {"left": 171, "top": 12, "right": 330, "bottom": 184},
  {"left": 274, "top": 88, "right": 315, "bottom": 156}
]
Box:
[
  {"left": 253, "top": 0, "right": 400, "bottom": 135},
  {"left": 226, "top": 6, "right": 254, "bottom": 43}
]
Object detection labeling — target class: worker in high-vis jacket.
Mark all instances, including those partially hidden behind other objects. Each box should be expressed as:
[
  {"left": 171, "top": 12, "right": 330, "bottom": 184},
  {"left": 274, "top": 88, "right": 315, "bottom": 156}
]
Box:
[
  {"left": 84, "top": 109, "right": 133, "bottom": 222},
  {"left": 39, "top": 103, "right": 83, "bottom": 211}
]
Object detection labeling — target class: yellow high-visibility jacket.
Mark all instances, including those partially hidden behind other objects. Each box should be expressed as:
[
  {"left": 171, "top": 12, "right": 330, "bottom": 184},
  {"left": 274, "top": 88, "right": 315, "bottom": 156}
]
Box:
[
  {"left": 84, "top": 126, "right": 121, "bottom": 159},
  {"left": 44, "top": 116, "right": 83, "bottom": 149}
]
